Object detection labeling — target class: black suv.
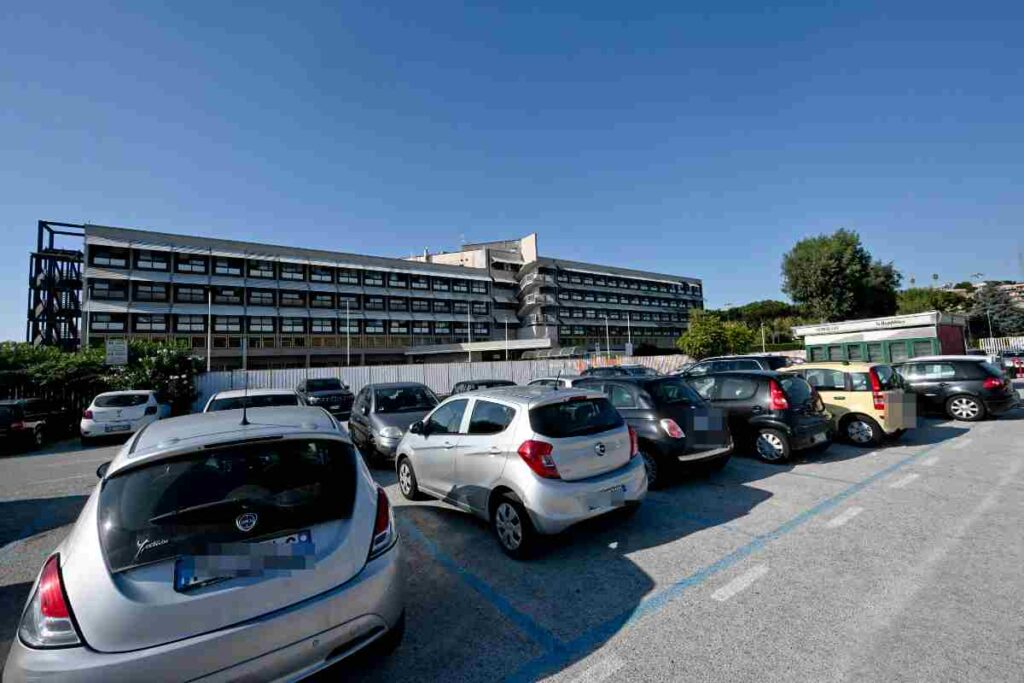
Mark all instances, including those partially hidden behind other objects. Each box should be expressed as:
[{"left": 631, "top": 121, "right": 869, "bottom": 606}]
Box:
[
  {"left": 683, "top": 371, "right": 832, "bottom": 463},
  {"left": 295, "top": 378, "right": 354, "bottom": 419},
  {"left": 575, "top": 376, "right": 732, "bottom": 488},
  {"left": 449, "top": 379, "right": 516, "bottom": 395},
  {"left": 676, "top": 355, "right": 794, "bottom": 379},
  {"left": 894, "top": 358, "right": 1018, "bottom": 421},
  {"left": 0, "top": 399, "right": 71, "bottom": 451}
]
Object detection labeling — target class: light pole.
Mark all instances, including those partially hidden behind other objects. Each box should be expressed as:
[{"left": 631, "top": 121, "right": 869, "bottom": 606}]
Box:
[
  {"left": 604, "top": 314, "right": 611, "bottom": 359},
  {"left": 345, "top": 299, "right": 350, "bottom": 366},
  {"left": 504, "top": 319, "right": 509, "bottom": 361},
  {"left": 206, "top": 288, "right": 212, "bottom": 372},
  {"left": 972, "top": 272, "right": 993, "bottom": 339}
]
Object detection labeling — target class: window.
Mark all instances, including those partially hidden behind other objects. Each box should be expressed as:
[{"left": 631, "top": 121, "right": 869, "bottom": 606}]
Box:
[
  {"left": 809, "top": 347, "right": 826, "bottom": 362},
  {"left": 606, "top": 384, "right": 636, "bottom": 408},
  {"left": 311, "top": 319, "right": 334, "bottom": 334},
  {"left": 585, "top": 309, "right": 597, "bottom": 319},
  {"left": 364, "top": 296, "right": 385, "bottom": 311},
  {"left": 716, "top": 377, "right": 758, "bottom": 400},
  {"left": 596, "top": 293, "right": 608, "bottom": 303},
  {"left": 827, "top": 346, "right": 844, "bottom": 361},
  {"left": 310, "top": 266, "right": 333, "bottom": 283},
  {"left": 248, "top": 289, "right": 275, "bottom": 306},
  {"left": 280, "top": 291, "right": 306, "bottom": 307},
  {"left": 91, "top": 248, "right": 128, "bottom": 268},
  {"left": 91, "top": 313, "right": 125, "bottom": 331},
  {"left": 134, "top": 283, "right": 167, "bottom": 302},
  {"left": 432, "top": 278, "right": 450, "bottom": 292},
  {"left": 411, "top": 299, "right": 431, "bottom": 313},
  {"left": 363, "top": 271, "right": 384, "bottom": 287},
  {"left": 214, "top": 316, "right": 241, "bottom": 333},
  {"left": 176, "top": 315, "right": 205, "bottom": 332},
  {"left": 176, "top": 286, "right": 206, "bottom": 304},
  {"left": 867, "top": 343, "right": 884, "bottom": 362},
  {"left": 248, "top": 260, "right": 276, "bottom": 279},
  {"left": 467, "top": 401, "right": 516, "bottom": 435},
  {"left": 390, "top": 320, "right": 409, "bottom": 335},
  {"left": 847, "top": 345, "right": 864, "bottom": 361},
  {"left": 646, "top": 379, "right": 703, "bottom": 405},
  {"left": 903, "top": 363, "right": 956, "bottom": 381},
  {"left": 412, "top": 321, "right": 431, "bottom": 335},
  {"left": 134, "top": 315, "right": 166, "bottom": 332},
  {"left": 803, "top": 369, "right": 846, "bottom": 391},
  {"left": 471, "top": 281, "right": 488, "bottom": 295},
  {"left": 249, "top": 317, "right": 274, "bottom": 333},
  {"left": 583, "top": 277, "right": 594, "bottom": 286},
  {"left": 411, "top": 275, "right": 430, "bottom": 290},
  {"left": 311, "top": 293, "right": 334, "bottom": 308},
  {"left": 339, "top": 319, "right": 360, "bottom": 334},
  {"left": 214, "top": 258, "right": 242, "bottom": 276},
  {"left": 337, "top": 293, "right": 360, "bottom": 311},
  {"left": 434, "top": 321, "right": 451, "bottom": 335},
  {"left": 279, "top": 263, "right": 305, "bottom": 281},
  {"left": 559, "top": 290, "right": 571, "bottom": 301},
  {"left": 571, "top": 292, "right": 583, "bottom": 301},
  {"left": 90, "top": 280, "right": 126, "bottom": 300},
  {"left": 337, "top": 268, "right": 360, "bottom": 285},
  {"left": 213, "top": 287, "right": 242, "bottom": 305},
  {"left": 453, "top": 301, "right": 469, "bottom": 315},
  {"left": 584, "top": 293, "right": 595, "bottom": 302},
  {"left": 452, "top": 280, "right": 469, "bottom": 293},
  {"left": 425, "top": 400, "right": 468, "bottom": 435},
  {"left": 472, "top": 323, "right": 489, "bottom": 336},
  {"left": 528, "top": 398, "right": 623, "bottom": 438},
  {"left": 911, "top": 340, "right": 934, "bottom": 357},
  {"left": 472, "top": 301, "right": 489, "bottom": 315},
  {"left": 434, "top": 300, "right": 451, "bottom": 313},
  {"left": 889, "top": 343, "right": 909, "bottom": 362},
  {"left": 389, "top": 297, "right": 408, "bottom": 311},
  {"left": 175, "top": 254, "right": 208, "bottom": 274},
  {"left": 135, "top": 250, "right": 168, "bottom": 271},
  {"left": 388, "top": 273, "right": 408, "bottom": 288},
  {"left": 365, "top": 319, "right": 385, "bottom": 334},
  {"left": 281, "top": 318, "right": 305, "bottom": 334}
]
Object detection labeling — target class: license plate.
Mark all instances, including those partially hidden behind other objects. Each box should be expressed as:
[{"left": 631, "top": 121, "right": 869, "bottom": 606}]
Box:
[
  {"left": 587, "top": 485, "right": 625, "bottom": 511},
  {"left": 173, "top": 529, "right": 314, "bottom": 593},
  {"left": 330, "top": 405, "right": 341, "bottom": 411},
  {"left": 811, "top": 431, "right": 827, "bottom": 444},
  {"left": 105, "top": 423, "right": 131, "bottom": 433}
]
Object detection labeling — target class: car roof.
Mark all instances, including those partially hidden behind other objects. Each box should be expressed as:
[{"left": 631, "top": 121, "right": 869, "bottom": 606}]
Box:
[
  {"left": 367, "top": 382, "right": 429, "bottom": 390},
  {"left": 210, "top": 388, "right": 298, "bottom": 399},
  {"left": 697, "top": 355, "right": 776, "bottom": 362},
  {"left": 781, "top": 361, "right": 877, "bottom": 372},
  {"left": 96, "top": 390, "right": 154, "bottom": 397},
  {"left": 456, "top": 385, "right": 605, "bottom": 408},
  {"left": 108, "top": 406, "right": 343, "bottom": 477},
  {"left": 897, "top": 355, "right": 989, "bottom": 363},
  {"left": 690, "top": 369, "right": 784, "bottom": 379},
  {"left": 530, "top": 375, "right": 582, "bottom": 382}
]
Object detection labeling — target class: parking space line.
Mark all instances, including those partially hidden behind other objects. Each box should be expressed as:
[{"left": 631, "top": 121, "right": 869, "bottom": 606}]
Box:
[
  {"left": 825, "top": 506, "right": 864, "bottom": 529},
  {"left": 507, "top": 439, "right": 946, "bottom": 682},
  {"left": 889, "top": 473, "right": 920, "bottom": 489},
  {"left": 711, "top": 564, "right": 768, "bottom": 602}
]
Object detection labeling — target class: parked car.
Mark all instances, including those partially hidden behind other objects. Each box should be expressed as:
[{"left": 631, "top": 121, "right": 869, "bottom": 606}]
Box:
[
  {"left": 996, "top": 348, "right": 1024, "bottom": 377},
  {"left": 80, "top": 391, "right": 169, "bottom": 445},
  {"left": 349, "top": 382, "right": 439, "bottom": 466},
  {"left": 580, "top": 365, "right": 660, "bottom": 378},
  {"left": 780, "top": 362, "right": 915, "bottom": 446},
  {"left": 894, "top": 356, "right": 1019, "bottom": 421},
  {"left": 395, "top": 386, "right": 646, "bottom": 558},
  {"left": 674, "top": 355, "right": 795, "bottom": 378},
  {"left": 574, "top": 376, "right": 732, "bottom": 488},
  {"left": 449, "top": 379, "right": 517, "bottom": 396},
  {"left": 684, "top": 371, "right": 832, "bottom": 463},
  {"left": 295, "top": 378, "right": 354, "bottom": 419},
  {"left": 203, "top": 388, "right": 306, "bottom": 412},
  {"left": 527, "top": 375, "right": 586, "bottom": 389},
  {"left": 4, "top": 406, "right": 403, "bottom": 680},
  {"left": 0, "top": 398, "right": 72, "bottom": 451}
]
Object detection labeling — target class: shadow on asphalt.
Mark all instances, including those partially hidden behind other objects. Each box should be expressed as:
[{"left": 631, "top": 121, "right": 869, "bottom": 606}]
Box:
[
  {"left": 0, "top": 496, "right": 90, "bottom": 548},
  {"left": 0, "top": 582, "right": 32, "bottom": 666}
]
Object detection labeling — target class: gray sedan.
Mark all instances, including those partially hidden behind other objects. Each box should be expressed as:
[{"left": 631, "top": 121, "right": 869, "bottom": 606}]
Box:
[
  {"left": 4, "top": 407, "right": 403, "bottom": 682},
  {"left": 348, "top": 382, "right": 439, "bottom": 467}
]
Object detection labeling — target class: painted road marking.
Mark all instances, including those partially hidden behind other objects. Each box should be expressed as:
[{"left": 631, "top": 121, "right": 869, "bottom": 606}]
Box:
[
  {"left": 711, "top": 564, "right": 769, "bottom": 602},
  {"left": 921, "top": 456, "right": 940, "bottom": 466},
  {"left": 563, "top": 654, "right": 626, "bottom": 683},
  {"left": 889, "top": 473, "right": 920, "bottom": 489},
  {"left": 826, "top": 506, "right": 864, "bottom": 529},
  {"left": 951, "top": 438, "right": 974, "bottom": 451}
]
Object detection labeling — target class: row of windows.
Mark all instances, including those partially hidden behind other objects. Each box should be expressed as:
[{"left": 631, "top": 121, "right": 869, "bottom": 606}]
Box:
[
  {"left": 91, "top": 313, "right": 492, "bottom": 336},
  {"left": 551, "top": 269, "right": 701, "bottom": 295},
  {"left": 557, "top": 325, "right": 682, "bottom": 338},
  {"left": 88, "top": 248, "right": 488, "bottom": 292},
  {"left": 560, "top": 309, "right": 684, "bottom": 323},
  {"left": 88, "top": 281, "right": 492, "bottom": 314},
  {"left": 556, "top": 289, "right": 695, "bottom": 309}
]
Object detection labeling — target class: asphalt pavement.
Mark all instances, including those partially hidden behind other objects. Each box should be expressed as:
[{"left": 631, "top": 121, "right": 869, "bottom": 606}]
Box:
[{"left": 1, "top": 404, "right": 1023, "bottom": 682}]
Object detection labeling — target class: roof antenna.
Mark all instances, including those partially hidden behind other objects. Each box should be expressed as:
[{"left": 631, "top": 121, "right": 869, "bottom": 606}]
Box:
[
  {"left": 240, "top": 337, "right": 250, "bottom": 426},
  {"left": 554, "top": 366, "right": 562, "bottom": 390}
]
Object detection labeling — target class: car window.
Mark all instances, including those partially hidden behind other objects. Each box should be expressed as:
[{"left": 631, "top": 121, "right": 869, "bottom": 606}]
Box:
[
  {"left": 849, "top": 373, "right": 870, "bottom": 391},
  {"left": 529, "top": 397, "right": 623, "bottom": 438},
  {"left": 528, "top": 379, "right": 551, "bottom": 387},
  {"left": 646, "top": 378, "right": 703, "bottom": 405},
  {"left": 374, "top": 386, "right": 437, "bottom": 413},
  {"left": 903, "top": 363, "right": 956, "bottom": 381},
  {"left": 451, "top": 383, "right": 468, "bottom": 394},
  {"left": 425, "top": 399, "right": 468, "bottom": 435},
  {"left": 687, "top": 362, "right": 712, "bottom": 377},
  {"left": 716, "top": 377, "right": 758, "bottom": 400},
  {"left": 872, "top": 365, "right": 900, "bottom": 389},
  {"left": 605, "top": 384, "right": 636, "bottom": 408},
  {"left": 467, "top": 400, "right": 516, "bottom": 435},
  {"left": 306, "top": 378, "right": 343, "bottom": 392},
  {"left": 95, "top": 394, "right": 150, "bottom": 408},
  {"left": 207, "top": 394, "right": 299, "bottom": 411},
  {"left": 688, "top": 376, "right": 717, "bottom": 399},
  {"left": 979, "top": 361, "right": 1005, "bottom": 377},
  {"left": 803, "top": 369, "right": 845, "bottom": 391},
  {"left": 779, "top": 376, "right": 814, "bottom": 404},
  {"left": 732, "top": 360, "right": 762, "bottom": 370}
]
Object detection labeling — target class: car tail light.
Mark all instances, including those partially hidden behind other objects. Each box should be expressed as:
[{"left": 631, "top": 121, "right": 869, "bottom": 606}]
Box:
[
  {"left": 982, "top": 377, "right": 1003, "bottom": 390},
  {"left": 82, "top": 409, "right": 93, "bottom": 420},
  {"left": 628, "top": 426, "right": 639, "bottom": 459},
  {"left": 659, "top": 419, "right": 685, "bottom": 439},
  {"left": 517, "top": 440, "right": 560, "bottom": 479},
  {"left": 869, "top": 369, "right": 886, "bottom": 411},
  {"left": 19, "top": 555, "right": 81, "bottom": 648},
  {"left": 10, "top": 421, "right": 25, "bottom": 430},
  {"left": 768, "top": 380, "right": 789, "bottom": 411},
  {"left": 367, "top": 486, "right": 397, "bottom": 561}
]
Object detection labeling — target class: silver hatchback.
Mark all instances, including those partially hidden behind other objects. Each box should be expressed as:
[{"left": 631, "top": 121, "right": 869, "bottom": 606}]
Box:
[
  {"left": 395, "top": 386, "right": 647, "bottom": 558},
  {"left": 4, "top": 407, "right": 403, "bottom": 682}
]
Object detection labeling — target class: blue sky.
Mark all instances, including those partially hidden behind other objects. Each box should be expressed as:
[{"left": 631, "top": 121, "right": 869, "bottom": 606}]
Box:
[{"left": 2, "top": 1, "right": 1023, "bottom": 340}]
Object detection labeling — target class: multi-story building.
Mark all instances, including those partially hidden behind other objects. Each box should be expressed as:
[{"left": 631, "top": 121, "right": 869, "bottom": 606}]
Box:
[{"left": 57, "top": 224, "right": 703, "bottom": 368}]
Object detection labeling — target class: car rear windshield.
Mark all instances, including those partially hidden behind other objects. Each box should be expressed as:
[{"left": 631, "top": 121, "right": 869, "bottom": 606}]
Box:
[
  {"left": 779, "top": 377, "right": 813, "bottom": 405},
  {"left": 208, "top": 394, "right": 299, "bottom": 411},
  {"left": 98, "top": 438, "right": 357, "bottom": 574},
  {"left": 980, "top": 361, "right": 1005, "bottom": 377},
  {"left": 850, "top": 365, "right": 902, "bottom": 391},
  {"left": 306, "top": 379, "right": 343, "bottom": 392},
  {"left": 529, "top": 397, "right": 624, "bottom": 438},
  {"left": 374, "top": 386, "right": 437, "bottom": 413},
  {"left": 96, "top": 394, "right": 150, "bottom": 408},
  {"left": 645, "top": 378, "right": 704, "bottom": 405}
]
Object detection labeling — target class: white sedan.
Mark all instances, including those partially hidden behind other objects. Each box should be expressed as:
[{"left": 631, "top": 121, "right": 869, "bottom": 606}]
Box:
[
  {"left": 80, "top": 391, "right": 169, "bottom": 444},
  {"left": 203, "top": 388, "right": 306, "bottom": 413}
]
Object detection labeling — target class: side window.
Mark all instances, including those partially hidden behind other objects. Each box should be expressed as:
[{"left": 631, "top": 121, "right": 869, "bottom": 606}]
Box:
[
  {"left": 710, "top": 361, "right": 732, "bottom": 372},
  {"left": 804, "top": 369, "right": 845, "bottom": 391},
  {"left": 467, "top": 400, "right": 516, "bottom": 435},
  {"left": 733, "top": 360, "right": 761, "bottom": 370},
  {"left": 425, "top": 399, "right": 469, "bottom": 435},
  {"left": 850, "top": 373, "right": 871, "bottom": 391},
  {"left": 606, "top": 384, "right": 636, "bottom": 408},
  {"left": 898, "top": 364, "right": 922, "bottom": 381},
  {"left": 688, "top": 376, "right": 717, "bottom": 400},
  {"left": 687, "top": 362, "right": 711, "bottom": 377},
  {"left": 716, "top": 377, "right": 758, "bottom": 400},
  {"left": 354, "top": 389, "right": 369, "bottom": 413}
]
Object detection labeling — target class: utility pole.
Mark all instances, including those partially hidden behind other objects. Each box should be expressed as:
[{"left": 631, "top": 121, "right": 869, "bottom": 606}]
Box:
[{"left": 345, "top": 299, "right": 350, "bottom": 367}]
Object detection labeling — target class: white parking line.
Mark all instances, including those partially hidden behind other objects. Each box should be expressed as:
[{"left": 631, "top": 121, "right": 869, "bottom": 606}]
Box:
[
  {"left": 711, "top": 564, "right": 769, "bottom": 602},
  {"left": 826, "top": 506, "right": 864, "bottom": 529},
  {"left": 921, "top": 456, "right": 940, "bottom": 467},
  {"left": 951, "top": 438, "right": 973, "bottom": 450},
  {"left": 562, "top": 654, "right": 626, "bottom": 683},
  {"left": 889, "top": 473, "right": 920, "bottom": 489}
]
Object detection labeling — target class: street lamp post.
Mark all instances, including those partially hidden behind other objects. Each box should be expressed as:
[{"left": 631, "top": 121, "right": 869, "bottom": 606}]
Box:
[
  {"left": 345, "top": 300, "right": 350, "bottom": 366},
  {"left": 604, "top": 314, "right": 611, "bottom": 359}
]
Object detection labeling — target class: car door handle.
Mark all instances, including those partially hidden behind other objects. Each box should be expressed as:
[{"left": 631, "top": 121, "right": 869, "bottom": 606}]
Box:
[
  {"left": 751, "top": 406, "right": 763, "bottom": 413},
  {"left": 487, "top": 446, "right": 501, "bottom": 455},
  {"left": 443, "top": 441, "right": 456, "bottom": 449},
  {"left": 833, "top": 396, "right": 846, "bottom": 400}
]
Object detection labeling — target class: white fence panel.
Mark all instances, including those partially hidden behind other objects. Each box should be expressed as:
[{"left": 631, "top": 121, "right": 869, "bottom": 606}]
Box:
[{"left": 980, "top": 336, "right": 1024, "bottom": 353}]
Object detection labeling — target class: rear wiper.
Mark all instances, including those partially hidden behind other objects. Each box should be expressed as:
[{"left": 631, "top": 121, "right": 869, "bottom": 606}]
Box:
[{"left": 149, "top": 498, "right": 260, "bottom": 525}]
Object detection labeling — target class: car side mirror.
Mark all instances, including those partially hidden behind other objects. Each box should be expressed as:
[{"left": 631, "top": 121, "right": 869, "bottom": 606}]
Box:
[
  {"left": 361, "top": 404, "right": 370, "bottom": 416},
  {"left": 96, "top": 461, "right": 110, "bottom": 479},
  {"left": 409, "top": 420, "right": 424, "bottom": 435}
]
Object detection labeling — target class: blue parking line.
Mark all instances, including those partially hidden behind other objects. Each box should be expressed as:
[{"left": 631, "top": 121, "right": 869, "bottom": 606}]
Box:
[
  {"left": 506, "top": 441, "right": 944, "bottom": 682},
  {"left": 399, "top": 519, "right": 563, "bottom": 653}
]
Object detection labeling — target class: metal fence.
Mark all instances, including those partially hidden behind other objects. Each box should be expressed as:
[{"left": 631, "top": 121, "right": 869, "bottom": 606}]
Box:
[{"left": 979, "top": 337, "right": 1024, "bottom": 353}]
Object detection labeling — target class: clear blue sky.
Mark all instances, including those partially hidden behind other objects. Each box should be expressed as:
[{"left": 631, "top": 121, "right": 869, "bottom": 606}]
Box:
[{"left": 2, "top": 1, "right": 1023, "bottom": 340}]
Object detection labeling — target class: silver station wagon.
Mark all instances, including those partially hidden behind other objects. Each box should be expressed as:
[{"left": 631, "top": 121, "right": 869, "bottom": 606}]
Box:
[{"left": 395, "top": 386, "right": 647, "bottom": 558}]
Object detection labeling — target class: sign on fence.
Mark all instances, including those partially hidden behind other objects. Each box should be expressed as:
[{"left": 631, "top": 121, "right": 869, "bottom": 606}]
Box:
[{"left": 105, "top": 339, "right": 128, "bottom": 366}]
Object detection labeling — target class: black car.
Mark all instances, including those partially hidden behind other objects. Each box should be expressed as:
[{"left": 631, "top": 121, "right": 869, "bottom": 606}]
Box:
[
  {"left": 575, "top": 376, "right": 732, "bottom": 488},
  {"left": 580, "top": 365, "right": 660, "bottom": 378},
  {"left": 0, "top": 399, "right": 71, "bottom": 451},
  {"left": 683, "top": 371, "right": 832, "bottom": 463},
  {"left": 295, "top": 378, "right": 354, "bottom": 419},
  {"left": 894, "top": 358, "right": 1018, "bottom": 421},
  {"left": 675, "top": 355, "right": 794, "bottom": 379},
  {"left": 449, "top": 379, "right": 516, "bottom": 395}
]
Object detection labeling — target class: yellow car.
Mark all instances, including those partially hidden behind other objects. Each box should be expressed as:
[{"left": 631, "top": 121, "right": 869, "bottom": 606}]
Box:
[{"left": 780, "top": 362, "right": 916, "bottom": 446}]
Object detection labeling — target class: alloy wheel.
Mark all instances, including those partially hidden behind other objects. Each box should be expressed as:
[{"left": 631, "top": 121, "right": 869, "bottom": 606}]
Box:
[
  {"left": 640, "top": 450, "right": 658, "bottom": 487},
  {"left": 846, "top": 420, "right": 873, "bottom": 444},
  {"left": 950, "top": 397, "right": 980, "bottom": 420},
  {"left": 494, "top": 502, "right": 523, "bottom": 550},
  {"left": 398, "top": 462, "right": 413, "bottom": 496},
  {"left": 755, "top": 432, "right": 786, "bottom": 461}
]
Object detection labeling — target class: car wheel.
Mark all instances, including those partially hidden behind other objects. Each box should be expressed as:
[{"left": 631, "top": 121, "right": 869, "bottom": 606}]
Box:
[
  {"left": 397, "top": 458, "right": 424, "bottom": 501},
  {"left": 754, "top": 428, "right": 791, "bottom": 463},
  {"left": 842, "top": 414, "right": 882, "bottom": 446},
  {"left": 946, "top": 395, "right": 985, "bottom": 422},
  {"left": 32, "top": 426, "right": 46, "bottom": 450},
  {"left": 492, "top": 494, "right": 537, "bottom": 560},
  {"left": 638, "top": 448, "right": 663, "bottom": 489}
]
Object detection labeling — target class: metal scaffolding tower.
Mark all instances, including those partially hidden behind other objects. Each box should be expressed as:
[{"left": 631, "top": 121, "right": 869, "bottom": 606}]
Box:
[{"left": 26, "top": 221, "right": 85, "bottom": 351}]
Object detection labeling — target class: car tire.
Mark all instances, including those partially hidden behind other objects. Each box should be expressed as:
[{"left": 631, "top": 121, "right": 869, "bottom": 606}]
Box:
[
  {"left": 638, "top": 447, "right": 665, "bottom": 490},
  {"left": 946, "top": 395, "right": 985, "bottom": 422},
  {"left": 841, "top": 414, "right": 883, "bottom": 447},
  {"left": 31, "top": 426, "right": 46, "bottom": 450},
  {"left": 397, "top": 457, "right": 424, "bottom": 501},
  {"left": 491, "top": 493, "right": 537, "bottom": 560},
  {"left": 754, "top": 428, "right": 791, "bottom": 463}
]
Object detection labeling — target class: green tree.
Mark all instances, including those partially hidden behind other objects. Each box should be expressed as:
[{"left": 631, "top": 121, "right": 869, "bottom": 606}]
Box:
[
  {"left": 723, "top": 321, "right": 756, "bottom": 354},
  {"left": 897, "top": 288, "right": 968, "bottom": 315},
  {"left": 675, "top": 310, "right": 727, "bottom": 359},
  {"left": 105, "top": 341, "right": 204, "bottom": 415},
  {"left": 781, "top": 229, "right": 901, "bottom": 321},
  {"left": 970, "top": 283, "right": 1024, "bottom": 337},
  {"left": 952, "top": 281, "right": 974, "bottom": 291}
]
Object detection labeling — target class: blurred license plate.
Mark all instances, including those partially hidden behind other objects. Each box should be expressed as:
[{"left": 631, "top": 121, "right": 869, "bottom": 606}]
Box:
[
  {"left": 174, "top": 529, "right": 314, "bottom": 592},
  {"left": 105, "top": 423, "right": 130, "bottom": 433},
  {"left": 588, "top": 485, "right": 625, "bottom": 510}
]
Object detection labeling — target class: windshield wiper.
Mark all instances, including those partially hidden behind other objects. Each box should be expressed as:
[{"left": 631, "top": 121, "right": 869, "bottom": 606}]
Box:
[{"left": 149, "top": 498, "right": 262, "bottom": 525}]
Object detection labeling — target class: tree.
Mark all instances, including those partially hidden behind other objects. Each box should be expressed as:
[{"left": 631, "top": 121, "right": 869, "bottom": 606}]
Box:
[
  {"left": 952, "top": 281, "right": 975, "bottom": 291},
  {"left": 720, "top": 300, "right": 801, "bottom": 327},
  {"left": 782, "top": 229, "right": 900, "bottom": 321},
  {"left": 970, "top": 283, "right": 1024, "bottom": 338},
  {"left": 897, "top": 288, "right": 968, "bottom": 315},
  {"left": 675, "top": 310, "right": 727, "bottom": 359},
  {"left": 723, "top": 321, "right": 756, "bottom": 354}
]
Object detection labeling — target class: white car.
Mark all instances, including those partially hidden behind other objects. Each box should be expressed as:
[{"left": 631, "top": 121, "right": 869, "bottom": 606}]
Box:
[
  {"left": 80, "top": 391, "right": 169, "bottom": 444},
  {"left": 203, "top": 388, "right": 306, "bottom": 413}
]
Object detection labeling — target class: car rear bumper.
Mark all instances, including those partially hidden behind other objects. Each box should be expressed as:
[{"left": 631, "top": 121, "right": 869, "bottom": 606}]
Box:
[
  {"left": 791, "top": 424, "right": 832, "bottom": 451},
  {"left": 984, "top": 396, "right": 1019, "bottom": 415},
  {"left": 2, "top": 545, "right": 404, "bottom": 683},
  {"left": 523, "top": 456, "right": 647, "bottom": 535},
  {"left": 675, "top": 443, "right": 733, "bottom": 465},
  {"left": 79, "top": 417, "right": 154, "bottom": 438}
]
